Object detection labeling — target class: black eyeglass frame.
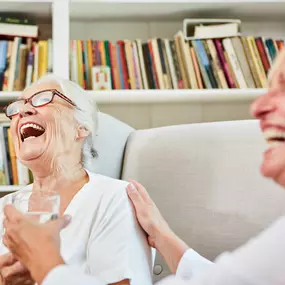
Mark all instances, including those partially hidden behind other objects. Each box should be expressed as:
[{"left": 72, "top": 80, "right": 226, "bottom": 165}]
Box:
[{"left": 4, "top": 89, "right": 78, "bottom": 119}]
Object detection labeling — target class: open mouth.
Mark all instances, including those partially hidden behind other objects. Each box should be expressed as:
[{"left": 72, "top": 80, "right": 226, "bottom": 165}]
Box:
[
  {"left": 264, "top": 129, "right": 285, "bottom": 147},
  {"left": 20, "top": 123, "right": 45, "bottom": 142}
]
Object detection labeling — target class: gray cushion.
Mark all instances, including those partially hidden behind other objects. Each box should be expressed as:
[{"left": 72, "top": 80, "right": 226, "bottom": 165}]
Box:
[
  {"left": 121, "top": 120, "right": 285, "bottom": 281},
  {"left": 90, "top": 112, "right": 134, "bottom": 179}
]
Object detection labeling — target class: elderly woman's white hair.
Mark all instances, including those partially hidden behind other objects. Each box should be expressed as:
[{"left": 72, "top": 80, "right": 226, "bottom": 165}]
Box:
[{"left": 26, "top": 73, "right": 99, "bottom": 170}]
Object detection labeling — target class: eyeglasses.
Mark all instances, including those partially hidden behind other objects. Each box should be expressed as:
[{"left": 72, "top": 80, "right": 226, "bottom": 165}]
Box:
[{"left": 4, "top": 89, "right": 78, "bottom": 119}]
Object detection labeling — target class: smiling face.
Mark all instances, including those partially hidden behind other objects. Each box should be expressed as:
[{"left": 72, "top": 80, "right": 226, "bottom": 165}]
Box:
[
  {"left": 251, "top": 70, "right": 285, "bottom": 187},
  {"left": 9, "top": 82, "right": 81, "bottom": 169}
]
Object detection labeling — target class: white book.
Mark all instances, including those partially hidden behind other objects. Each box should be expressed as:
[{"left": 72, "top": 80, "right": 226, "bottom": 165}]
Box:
[
  {"left": 222, "top": 38, "right": 247, "bottom": 88},
  {"left": 136, "top": 39, "right": 149, "bottom": 89},
  {"left": 7, "top": 37, "right": 20, "bottom": 92},
  {"left": 176, "top": 31, "right": 198, "bottom": 89},
  {"left": 48, "top": 39, "right": 53, "bottom": 72},
  {"left": 184, "top": 19, "right": 241, "bottom": 40},
  {"left": 0, "top": 23, "right": 38, "bottom": 38},
  {"left": 164, "top": 39, "right": 178, "bottom": 89},
  {"left": 71, "top": 40, "right": 78, "bottom": 84},
  {"left": 133, "top": 41, "right": 143, "bottom": 89},
  {"left": 33, "top": 43, "right": 39, "bottom": 82},
  {"left": 151, "top": 39, "right": 165, "bottom": 89}
]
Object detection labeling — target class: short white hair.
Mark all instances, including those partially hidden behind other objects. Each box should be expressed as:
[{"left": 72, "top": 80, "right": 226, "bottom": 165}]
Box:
[{"left": 27, "top": 73, "right": 98, "bottom": 170}]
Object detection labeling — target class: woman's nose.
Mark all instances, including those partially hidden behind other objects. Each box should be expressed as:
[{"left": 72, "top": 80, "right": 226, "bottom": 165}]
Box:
[
  {"left": 250, "top": 92, "right": 275, "bottom": 119},
  {"left": 19, "top": 103, "right": 36, "bottom": 118}
]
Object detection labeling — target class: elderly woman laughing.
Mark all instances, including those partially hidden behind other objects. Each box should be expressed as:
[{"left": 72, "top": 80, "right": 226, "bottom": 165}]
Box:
[{"left": 0, "top": 74, "right": 152, "bottom": 285}]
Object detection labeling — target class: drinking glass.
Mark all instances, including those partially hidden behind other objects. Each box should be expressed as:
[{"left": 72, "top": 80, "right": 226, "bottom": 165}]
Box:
[{"left": 12, "top": 190, "right": 60, "bottom": 223}]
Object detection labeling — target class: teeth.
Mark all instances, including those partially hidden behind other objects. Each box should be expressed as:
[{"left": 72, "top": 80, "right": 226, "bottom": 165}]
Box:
[
  {"left": 263, "top": 129, "right": 285, "bottom": 149},
  {"left": 24, "top": 136, "right": 36, "bottom": 141},
  {"left": 264, "top": 129, "right": 285, "bottom": 140},
  {"left": 20, "top": 123, "right": 44, "bottom": 135},
  {"left": 267, "top": 140, "right": 283, "bottom": 147}
]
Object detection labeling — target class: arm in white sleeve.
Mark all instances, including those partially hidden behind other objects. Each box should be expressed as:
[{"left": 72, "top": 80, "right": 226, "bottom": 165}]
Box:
[
  {"left": 176, "top": 249, "right": 213, "bottom": 280},
  {"left": 159, "top": 215, "right": 285, "bottom": 285},
  {"left": 42, "top": 265, "right": 106, "bottom": 285}
]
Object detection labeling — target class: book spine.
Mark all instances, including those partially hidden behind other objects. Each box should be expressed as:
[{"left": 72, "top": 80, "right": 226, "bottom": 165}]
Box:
[
  {"left": 164, "top": 39, "right": 178, "bottom": 89},
  {"left": 214, "top": 39, "right": 236, "bottom": 88}
]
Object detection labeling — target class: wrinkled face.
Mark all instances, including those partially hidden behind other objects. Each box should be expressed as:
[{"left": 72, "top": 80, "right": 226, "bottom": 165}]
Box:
[
  {"left": 9, "top": 82, "right": 79, "bottom": 166},
  {"left": 251, "top": 71, "right": 285, "bottom": 187}
]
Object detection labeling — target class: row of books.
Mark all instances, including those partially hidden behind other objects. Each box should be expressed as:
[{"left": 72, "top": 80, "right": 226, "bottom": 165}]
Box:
[
  {"left": 0, "top": 122, "right": 32, "bottom": 186},
  {"left": 70, "top": 32, "right": 284, "bottom": 90},
  {"left": 0, "top": 34, "right": 283, "bottom": 92},
  {"left": 0, "top": 37, "right": 53, "bottom": 92}
]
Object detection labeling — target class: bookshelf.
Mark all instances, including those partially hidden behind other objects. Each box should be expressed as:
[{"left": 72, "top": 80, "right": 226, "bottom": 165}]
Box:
[
  {"left": 0, "top": 0, "right": 283, "bottom": 129},
  {"left": 0, "top": 0, "right": 284, "bottom": 192},
  {"left": 68, "top": 0, "right": 285, "bottom": 128}
]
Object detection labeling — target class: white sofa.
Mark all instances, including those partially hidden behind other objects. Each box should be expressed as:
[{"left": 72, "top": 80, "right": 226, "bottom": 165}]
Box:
[{"left": 93, "top": 113, "right": 285, "bottom": 282}]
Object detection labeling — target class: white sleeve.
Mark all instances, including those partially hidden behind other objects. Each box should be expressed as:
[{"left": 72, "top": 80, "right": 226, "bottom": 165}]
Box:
[
  {"left": 85, "top": 186, "right": 152, "bottom": 284},
  {"left": 176, "top": 249, "right": 213, "bottom": 280},
  {"left": 159, "top": 215, "right": 285, "bottom": 285},
  {"left": 42, "top": 265, "right": 106, "bottom": 285}
]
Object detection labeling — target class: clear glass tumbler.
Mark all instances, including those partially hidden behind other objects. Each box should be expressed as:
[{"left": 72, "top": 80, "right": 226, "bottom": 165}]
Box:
[{"left": 12, "top": 190, "right": 60, "bottom": 223}]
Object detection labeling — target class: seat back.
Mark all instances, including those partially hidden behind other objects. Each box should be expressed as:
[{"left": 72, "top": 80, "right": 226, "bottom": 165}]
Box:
[
  {"left": 121, "top": 120, "right": 285, "bottom": 281},
  {"left": 87, "top": 112, "right": 134, "bottom": 179}
]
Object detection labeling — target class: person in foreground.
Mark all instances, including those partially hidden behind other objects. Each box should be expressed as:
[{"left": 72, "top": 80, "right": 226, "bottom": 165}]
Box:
[
  {"left": 0, "top": 74, "right": 152, "bottom": 285},
  {"left": 3, "top": 49, "right": 285, "bottom": 284}
]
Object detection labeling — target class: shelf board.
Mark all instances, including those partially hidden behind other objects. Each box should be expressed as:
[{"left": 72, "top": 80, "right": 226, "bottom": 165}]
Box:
[
  {"left": 70, "top": 1, "right": 285, "bottom": 21},
  {"left": 88, "top": 89, "right": 266, "bottom": 104},
  {"left": 0, "top": 185, "right": 21, "bottom": 193},
  {"left": 0, "top": 89, "right": 265, "bottom": 104},
  {"left": 0, "top": 1, "right": 52, "bottom": 19},
  {"left": 0, "top": 92, "right": 20, "bottom": 103}
]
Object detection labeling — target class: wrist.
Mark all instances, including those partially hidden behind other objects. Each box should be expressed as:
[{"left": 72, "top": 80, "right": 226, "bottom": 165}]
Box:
[
  {"left": 154, "top": 229, "right": 189, "bottom": 274},
  {"left": 30, "top": 251, "right": 65, "bottom": 285},
  {"left": 153, "top": 227, "right": 176, "bottom": 251}
]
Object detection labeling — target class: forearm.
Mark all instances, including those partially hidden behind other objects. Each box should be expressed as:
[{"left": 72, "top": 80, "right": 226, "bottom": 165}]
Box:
[
  {"left": 28, "top": 250, "right": 65, "bottom": 285},
  {"left": 155, "top": 229, "right": 189, "bottom": 274}
]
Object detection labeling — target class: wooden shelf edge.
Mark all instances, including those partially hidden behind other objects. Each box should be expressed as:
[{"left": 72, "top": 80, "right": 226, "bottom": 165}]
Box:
[
  {"left": 0, "top": 92, "right": 21, "bottom": 102},
  {"left": 0, "top": 89, "right": 266, "bottom": 104},
  {"left": 71, "top": 0, "right": 284, "bottom": 3},
  {"left": 87, "top": 88, "right": 266, "bottom": 104},
  {"left": 0, "top": 185, "right": 22, "bottom": 192}
]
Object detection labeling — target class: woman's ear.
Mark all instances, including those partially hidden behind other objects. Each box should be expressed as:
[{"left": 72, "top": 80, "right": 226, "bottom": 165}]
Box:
[{"left": 76, "top": 126, "right": 90, "bottom": 141}]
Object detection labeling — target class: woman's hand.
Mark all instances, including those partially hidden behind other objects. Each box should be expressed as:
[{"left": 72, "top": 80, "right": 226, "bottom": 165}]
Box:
[
  {"left": 0, "top": 253, "right": 33, "bottom": 285},
  {"left": 2, "top": 205, "right": 71, "bottom": 285},
  {"left": 126, "top": 180, "right": 173, "bottom": 249}
]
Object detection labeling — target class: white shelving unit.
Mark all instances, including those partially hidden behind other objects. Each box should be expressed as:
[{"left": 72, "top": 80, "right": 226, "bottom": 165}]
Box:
[
  {"left": 0, "top": 0, "right": 284, "bottom": 127},
  {"left": 0, "top": 0, "right": 283, "bottom": 128},
  {"left": 0, "top": 0, "right": 283, "bottom": 192},
  {"left": 68, "top": 0, "right": 285, "bottom": 128}
]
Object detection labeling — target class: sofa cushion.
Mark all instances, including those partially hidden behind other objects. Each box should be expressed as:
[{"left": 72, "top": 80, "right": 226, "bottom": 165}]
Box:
[{"left": 121, "top": 120, "right": 285, "bottom": 281}]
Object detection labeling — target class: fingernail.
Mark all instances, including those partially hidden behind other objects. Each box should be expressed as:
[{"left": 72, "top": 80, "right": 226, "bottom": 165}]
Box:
[
  {"left": 129, "top": 183, "right": 136, "bottom": 192},
  {"left": 65, "top": 215, "right": 72, "bottom": 222}
]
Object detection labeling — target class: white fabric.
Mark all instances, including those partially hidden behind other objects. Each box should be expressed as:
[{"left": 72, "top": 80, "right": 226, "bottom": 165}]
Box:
[
  {"left": 173, "top": 215, "right": 285, "bottom": 285},
  {"left": 41, "top": 215, "right": 285, "bottom": 285},
  {"left": 42, "top": 265, "right": 105, "bottom": 285},
  {"left": 0, "top": 169, "right": 152, "bottom": 285},
  {"left": 176, "top": 249, "right": 213, "bottom": 280}
]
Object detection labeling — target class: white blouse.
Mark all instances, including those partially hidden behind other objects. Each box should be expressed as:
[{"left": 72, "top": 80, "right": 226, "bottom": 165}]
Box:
[
  {"left": 0, "top": 169, "right": 153, "bottom": 285},
  {"left": 43, "top": 215, "right": 285, "bottom": 285}
]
